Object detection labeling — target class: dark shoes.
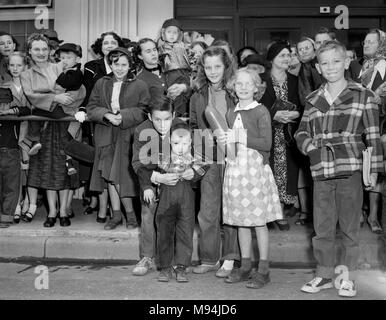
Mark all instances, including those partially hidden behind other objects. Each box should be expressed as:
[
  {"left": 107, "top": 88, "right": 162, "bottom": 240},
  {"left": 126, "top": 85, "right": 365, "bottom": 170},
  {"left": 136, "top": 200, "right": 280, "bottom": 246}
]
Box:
[
  {"left": 60, "top": 217, "right": 71, "bottom": 227},
  {"left": 96, "top": 216, "right": 107, "bottom": 224},
  {"left": 66, "top": 209, "right": 75, "bottom": 219},
  {"left": 104, "top": 216, "right": 123, "bottom": 230},
  {"left": 44, "top": 217, "right": 56, "bottom": 228},
  {"left": 225, "top": 268, "right": 252, "bottom": 283},
  {"left": 175, "top": 265, "right": 189, "bottom": 283},
  {"left": 158, "top": 267, "right": 174, "bottom": 282},
  {"left": 125, "top": 211, "right": 139, "bottom": 229},
  {"left": 44, "top": 216, "right": 71, "bottom": 228},
  {"left": 246, "top": 271, "right": 270, "bottom": 289},
  {"left": 275, "top": 219, "right": 290, "bottom": 231},
  {"left": 22, "top": 211, "right": 36, "bottom": 223},
  {"left": 103, "top": 211, "right": 138, "bottom": 230},
  {"left": 84, "top": 206, "right": 98, "bottom": 215}
]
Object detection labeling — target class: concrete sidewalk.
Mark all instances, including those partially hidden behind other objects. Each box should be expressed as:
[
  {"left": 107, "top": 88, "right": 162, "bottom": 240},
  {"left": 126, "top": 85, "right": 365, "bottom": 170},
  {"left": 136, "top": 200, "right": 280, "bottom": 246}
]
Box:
[{"left": 0, "top": 200, "right": 384, "bottom": 268}]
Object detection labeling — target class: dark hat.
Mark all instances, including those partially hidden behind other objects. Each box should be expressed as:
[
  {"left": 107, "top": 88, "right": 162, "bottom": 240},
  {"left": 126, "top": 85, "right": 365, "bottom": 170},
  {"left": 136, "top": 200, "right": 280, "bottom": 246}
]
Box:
[
  {"left": 107, "top": 47, "right": 132, "bottom": 63},
  {"left": 56, "top": 43, "right": 82, "bottom": 58},
  {"left": 244, "top": 53, "right": 266, "bottom": 67},
  {"left": 41, "top": 29, "right": 63, "bottom": 43},
  {"left": 162, "top": 18, "right": 182, "bottom": 30},
  {"left": 266, "top": 41, "right": 291, "bottom": 62}
]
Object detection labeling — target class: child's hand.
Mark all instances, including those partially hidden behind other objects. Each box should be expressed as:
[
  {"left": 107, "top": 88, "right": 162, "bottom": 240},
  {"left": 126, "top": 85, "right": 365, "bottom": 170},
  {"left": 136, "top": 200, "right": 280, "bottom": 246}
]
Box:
[
  {"left": 181, "top": 169, "right": 194, "bottom": 181},
  {"left": 74, "top": 111, "right": 87, "bottom": 123},
  {"left": 365, "top": 173, "right": 378, "bottom": 190},
  {"left": 143, "top": 189, "right": 155, "bottom": 204},
  {"left": 167, "top": 84, "right": 187, "bottom": 100}
]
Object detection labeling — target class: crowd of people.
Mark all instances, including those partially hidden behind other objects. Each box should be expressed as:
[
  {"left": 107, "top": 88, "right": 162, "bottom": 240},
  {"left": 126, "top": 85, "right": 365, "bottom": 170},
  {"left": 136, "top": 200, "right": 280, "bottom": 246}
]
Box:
[{"left": 0, "top": 20, "right": 385, "bottom": 297}]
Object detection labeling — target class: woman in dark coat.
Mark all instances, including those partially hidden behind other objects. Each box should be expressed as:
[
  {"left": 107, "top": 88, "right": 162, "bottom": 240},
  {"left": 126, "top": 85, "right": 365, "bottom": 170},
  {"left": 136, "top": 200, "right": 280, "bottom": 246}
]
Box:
[
  {"left": 260, "top": 41, "right": 302, "bottom": 231},
  {"left": 82, "top": 32, "right": 124, "bottom": 221},
  {"left": 87, "top": 47, "right": 150, "bottom": 230}
]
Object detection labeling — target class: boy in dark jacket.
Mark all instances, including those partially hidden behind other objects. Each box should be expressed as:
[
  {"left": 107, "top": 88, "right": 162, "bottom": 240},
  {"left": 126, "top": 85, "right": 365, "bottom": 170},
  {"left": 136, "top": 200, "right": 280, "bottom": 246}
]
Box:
[{"left": 132, "top": 97, "right": 207, "bottom": 282}]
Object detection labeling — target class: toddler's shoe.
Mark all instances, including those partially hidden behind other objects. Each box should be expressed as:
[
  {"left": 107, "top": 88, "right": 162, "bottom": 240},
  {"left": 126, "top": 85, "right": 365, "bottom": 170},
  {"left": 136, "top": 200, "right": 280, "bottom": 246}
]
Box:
[
  {"left": 28, "top": 142, "right": 42, "bottom": 156},
  {"left": 301, "top": 277, "right": 333, "bottom": 293}
]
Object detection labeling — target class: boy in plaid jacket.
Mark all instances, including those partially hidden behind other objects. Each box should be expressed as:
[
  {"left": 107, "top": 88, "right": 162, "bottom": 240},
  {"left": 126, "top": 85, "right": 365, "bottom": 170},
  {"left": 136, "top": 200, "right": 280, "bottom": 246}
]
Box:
[{"left": 295, "top": 41, "right": 384, "bottom": 297}]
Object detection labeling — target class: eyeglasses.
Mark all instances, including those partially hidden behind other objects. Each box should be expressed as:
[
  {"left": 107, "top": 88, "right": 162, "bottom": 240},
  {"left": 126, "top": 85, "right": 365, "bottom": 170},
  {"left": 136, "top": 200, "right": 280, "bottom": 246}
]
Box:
[
  {"left": 362, "top": 40, "right": 379, "bottom": 46},
  {"left": 297, "top": 45, "right": 313, "bottom": 53}
]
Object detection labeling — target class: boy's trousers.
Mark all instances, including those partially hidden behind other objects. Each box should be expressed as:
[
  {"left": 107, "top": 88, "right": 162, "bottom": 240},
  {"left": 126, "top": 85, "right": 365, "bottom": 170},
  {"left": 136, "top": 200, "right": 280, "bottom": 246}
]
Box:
[
  {"left": 312, "top": 172, "right": 362, "bottom": 279},
  {"left": 156, "top": 180, "right": 195, "bottom": 268},
  {"left": 140, "top": 201, "right": 157, "bottom": 259},
  {"left": 0, "top": 148, "right": 21, "bottom": 223}
]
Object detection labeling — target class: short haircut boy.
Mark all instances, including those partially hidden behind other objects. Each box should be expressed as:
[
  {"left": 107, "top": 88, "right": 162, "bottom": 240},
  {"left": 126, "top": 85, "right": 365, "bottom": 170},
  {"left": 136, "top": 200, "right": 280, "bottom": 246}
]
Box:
[
  {"left": 149, "top": 96, "right": 175, "bottom": 115},
  {"left": 315, "top": 40, "right": 346, "bottom": 61}
]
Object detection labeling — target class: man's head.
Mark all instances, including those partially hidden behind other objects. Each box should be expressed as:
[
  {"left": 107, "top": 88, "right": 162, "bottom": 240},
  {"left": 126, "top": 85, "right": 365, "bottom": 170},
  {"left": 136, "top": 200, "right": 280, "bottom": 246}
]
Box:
[
  {"left": 170, "top": 123, "right": 192, "bottom": 156},
  {"left": 314, "top": 27, "right": 336, "bottom": 50},
  {"left": 315, "top": 41, "right": 349, "bottom": 84},
  {"left": 148, "top": 96, "right": 175, "bottom": 136}
]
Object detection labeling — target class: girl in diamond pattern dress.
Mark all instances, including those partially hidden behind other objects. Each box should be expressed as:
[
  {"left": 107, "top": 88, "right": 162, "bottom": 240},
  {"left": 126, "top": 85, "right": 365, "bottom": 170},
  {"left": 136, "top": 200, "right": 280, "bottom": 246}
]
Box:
[{"left": 218, "top": 67, "right": 282, "bottom": 289}]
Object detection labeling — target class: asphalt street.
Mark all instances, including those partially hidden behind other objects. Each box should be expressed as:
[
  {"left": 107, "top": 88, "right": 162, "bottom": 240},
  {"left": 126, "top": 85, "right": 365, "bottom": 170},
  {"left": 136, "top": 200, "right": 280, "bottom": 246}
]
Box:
[{"left": 0, "top": 262, "right": 385, "bottom": 300}]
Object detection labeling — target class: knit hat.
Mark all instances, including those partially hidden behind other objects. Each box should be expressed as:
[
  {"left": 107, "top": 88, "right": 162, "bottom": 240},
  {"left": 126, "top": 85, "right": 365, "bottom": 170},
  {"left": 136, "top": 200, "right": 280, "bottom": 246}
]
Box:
[
  {"left": 162, "top": 18, "right": 182, "bottom": 30},
  {"left": 56, "top": 43, "right": 82, "bottom": 58},
  {"left": 266, "top": 41, "right": 291, "bottom": 62}
]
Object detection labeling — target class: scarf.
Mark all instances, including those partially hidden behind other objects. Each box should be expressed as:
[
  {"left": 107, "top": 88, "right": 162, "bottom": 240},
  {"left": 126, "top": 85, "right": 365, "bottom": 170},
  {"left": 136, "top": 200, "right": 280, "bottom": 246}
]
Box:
[{"left": 360, "top": 29, "right": 386, "bottom": 87}]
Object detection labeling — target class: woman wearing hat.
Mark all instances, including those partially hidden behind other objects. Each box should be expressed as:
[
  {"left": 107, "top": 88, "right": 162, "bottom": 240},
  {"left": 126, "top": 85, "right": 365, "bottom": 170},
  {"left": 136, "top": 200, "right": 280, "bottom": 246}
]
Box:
[
  {"left": 87, "top": 47, "right": 150, "bottom": 230},
  {"left": 260, "top": 41, "right": 301, "bottom": 231},
  {"left": 82, "top": 32, "right": 124, "bottom": 222}
]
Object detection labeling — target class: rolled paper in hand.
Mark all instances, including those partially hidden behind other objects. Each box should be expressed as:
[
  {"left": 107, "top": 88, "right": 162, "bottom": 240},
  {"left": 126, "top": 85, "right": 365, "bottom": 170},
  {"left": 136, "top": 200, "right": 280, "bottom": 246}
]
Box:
[{"left": 205, "top": 105, "right": 236, "bottom": 160}]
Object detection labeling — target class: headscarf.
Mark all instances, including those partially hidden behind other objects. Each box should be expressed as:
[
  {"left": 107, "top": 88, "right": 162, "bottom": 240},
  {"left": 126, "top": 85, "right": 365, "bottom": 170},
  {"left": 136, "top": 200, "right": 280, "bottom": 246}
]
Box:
[{"left": 360, "top": 29, "right": 386, "bottom": 87}]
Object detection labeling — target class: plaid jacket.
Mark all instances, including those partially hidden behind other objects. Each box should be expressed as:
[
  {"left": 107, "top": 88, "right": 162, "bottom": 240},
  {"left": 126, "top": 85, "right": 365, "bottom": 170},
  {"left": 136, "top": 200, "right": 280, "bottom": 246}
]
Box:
[{"left": 295, "top": 80, "right": 384, "bottom": 180}]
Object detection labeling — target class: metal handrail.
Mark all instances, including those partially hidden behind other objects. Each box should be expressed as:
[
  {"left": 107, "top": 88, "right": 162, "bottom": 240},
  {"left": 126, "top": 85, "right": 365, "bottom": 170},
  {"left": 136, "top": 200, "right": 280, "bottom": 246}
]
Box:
[{"left": 0, "top": 116, "right": 88, "bottom": 122}]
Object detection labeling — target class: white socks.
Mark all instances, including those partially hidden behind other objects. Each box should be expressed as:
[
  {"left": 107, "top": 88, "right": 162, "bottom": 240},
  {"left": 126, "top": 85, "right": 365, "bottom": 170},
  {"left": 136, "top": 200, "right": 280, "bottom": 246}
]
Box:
[{"left": 222, "top": 260, "right": 234, "bottom": 270}]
